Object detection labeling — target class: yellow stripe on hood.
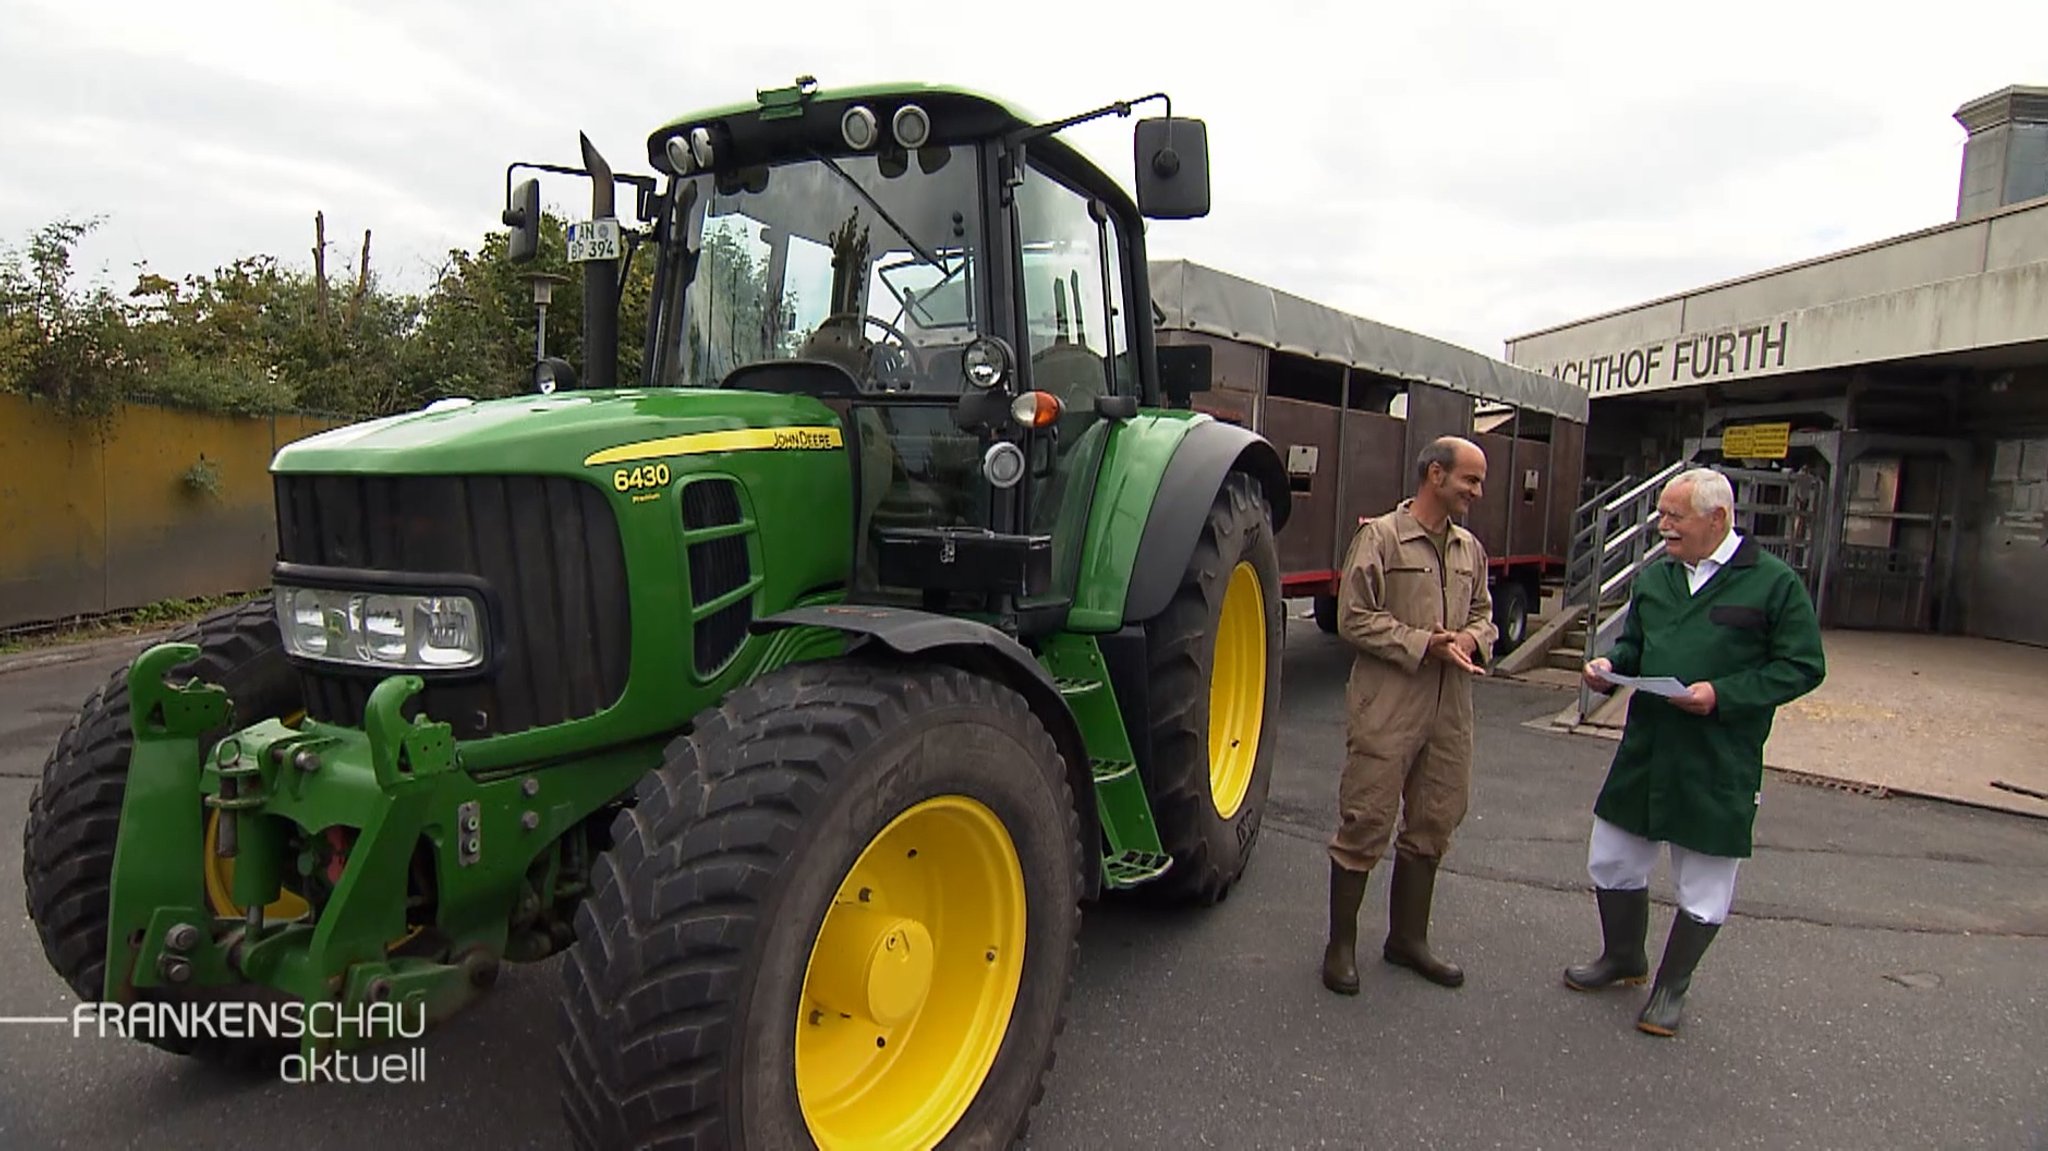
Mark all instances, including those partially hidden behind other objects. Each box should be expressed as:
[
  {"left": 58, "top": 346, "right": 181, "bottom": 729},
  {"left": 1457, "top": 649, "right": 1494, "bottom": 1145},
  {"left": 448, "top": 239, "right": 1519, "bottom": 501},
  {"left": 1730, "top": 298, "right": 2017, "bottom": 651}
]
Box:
[{"left": 583, "top": 425, "right": 844, "bottom": 466}]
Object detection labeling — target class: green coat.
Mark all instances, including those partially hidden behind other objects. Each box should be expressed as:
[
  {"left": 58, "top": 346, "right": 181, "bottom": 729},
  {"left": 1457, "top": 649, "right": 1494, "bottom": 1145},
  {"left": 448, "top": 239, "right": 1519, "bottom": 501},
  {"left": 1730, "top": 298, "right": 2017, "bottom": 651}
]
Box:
[{"left": 1594, "top": 534, "right": 1826, "bottom": 858}]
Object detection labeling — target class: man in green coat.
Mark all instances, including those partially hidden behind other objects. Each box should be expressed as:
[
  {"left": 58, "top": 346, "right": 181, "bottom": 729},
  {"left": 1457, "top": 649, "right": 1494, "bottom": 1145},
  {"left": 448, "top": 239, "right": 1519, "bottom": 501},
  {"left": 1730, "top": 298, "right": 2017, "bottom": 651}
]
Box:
[{"left": 1569, "top": 467, "right": 1825, "bottom": 1037}]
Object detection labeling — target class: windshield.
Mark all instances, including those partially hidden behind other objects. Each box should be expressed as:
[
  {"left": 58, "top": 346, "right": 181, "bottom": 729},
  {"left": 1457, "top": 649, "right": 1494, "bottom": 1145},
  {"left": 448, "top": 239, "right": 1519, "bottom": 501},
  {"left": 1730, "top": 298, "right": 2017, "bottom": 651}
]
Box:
[{"left": 656, "top": 144, "right": 984, "bottom": 394}]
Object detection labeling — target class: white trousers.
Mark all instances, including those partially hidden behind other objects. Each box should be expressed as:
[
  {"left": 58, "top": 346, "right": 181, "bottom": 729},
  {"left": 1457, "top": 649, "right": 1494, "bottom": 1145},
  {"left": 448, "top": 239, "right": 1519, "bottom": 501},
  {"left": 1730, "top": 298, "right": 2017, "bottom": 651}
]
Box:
[{"left": 1588, "top": 817, "right": 1742, "bottom": 925}]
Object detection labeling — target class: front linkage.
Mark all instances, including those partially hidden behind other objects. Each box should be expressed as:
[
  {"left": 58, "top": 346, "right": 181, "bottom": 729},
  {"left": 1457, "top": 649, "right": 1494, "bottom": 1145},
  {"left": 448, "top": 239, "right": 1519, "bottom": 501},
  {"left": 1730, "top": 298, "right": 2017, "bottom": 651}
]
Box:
[{"left": 104, "top": 642, "right": 647, "bottom": 1066}]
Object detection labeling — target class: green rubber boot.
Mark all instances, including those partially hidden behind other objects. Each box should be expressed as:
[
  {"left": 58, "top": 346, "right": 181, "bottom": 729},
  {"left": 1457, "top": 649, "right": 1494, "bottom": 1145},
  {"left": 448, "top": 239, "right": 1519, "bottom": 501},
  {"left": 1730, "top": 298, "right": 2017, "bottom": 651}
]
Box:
[
  {"left": 1321, "top": 860, "right": 1370, "bottom": 995},
  {"left": 1382, "top": 852, "right": 1464, "bottom": 988},
  {"left": 1637, "top": 912, "right": 1721, "bottom": 1037},
  {"left": 1563, "top": 887, "right": 1651, "bottom": 991}
]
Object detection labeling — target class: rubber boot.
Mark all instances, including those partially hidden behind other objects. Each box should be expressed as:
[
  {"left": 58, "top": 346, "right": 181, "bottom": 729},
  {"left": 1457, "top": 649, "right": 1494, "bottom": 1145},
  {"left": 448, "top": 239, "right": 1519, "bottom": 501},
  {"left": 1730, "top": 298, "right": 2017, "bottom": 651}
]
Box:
[
  {"left": 1636, "top": 912, "right": 1721, "bottom": 1037},
  {"left": 1381, "top": 852, "right": 1464, "bottom": 988},
  {"left": 1321, "top": 860, "right": 1370, "bottom": 995},
  {"left": 1562, "top": 887, "right": 1651, "bottom": 991}
]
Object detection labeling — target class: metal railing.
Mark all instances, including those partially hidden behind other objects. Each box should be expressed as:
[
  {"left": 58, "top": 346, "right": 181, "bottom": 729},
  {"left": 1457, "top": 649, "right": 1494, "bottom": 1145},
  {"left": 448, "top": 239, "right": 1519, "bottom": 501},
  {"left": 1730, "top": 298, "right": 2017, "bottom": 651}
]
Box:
[
  {"left": 1564, "top": 474, "right": 1637, "bottom": 605},
  {"left": 1568, "top": 460, "right": 1688, "bottom": 722}
]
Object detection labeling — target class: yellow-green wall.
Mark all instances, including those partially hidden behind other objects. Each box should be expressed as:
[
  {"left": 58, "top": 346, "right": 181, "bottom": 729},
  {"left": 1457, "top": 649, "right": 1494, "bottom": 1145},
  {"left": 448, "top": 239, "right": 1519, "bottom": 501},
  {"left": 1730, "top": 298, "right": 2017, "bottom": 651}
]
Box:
[{"left": 0, "top": 393, "right": 345, "bottom": 629}]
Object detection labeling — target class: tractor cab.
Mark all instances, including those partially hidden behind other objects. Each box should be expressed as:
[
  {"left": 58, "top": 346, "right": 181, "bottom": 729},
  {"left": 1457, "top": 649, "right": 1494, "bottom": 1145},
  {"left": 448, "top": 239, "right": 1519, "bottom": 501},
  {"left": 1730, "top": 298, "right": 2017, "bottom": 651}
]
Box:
[{"left": 511, "top": 80, "right": 1213, "bottom": 633}]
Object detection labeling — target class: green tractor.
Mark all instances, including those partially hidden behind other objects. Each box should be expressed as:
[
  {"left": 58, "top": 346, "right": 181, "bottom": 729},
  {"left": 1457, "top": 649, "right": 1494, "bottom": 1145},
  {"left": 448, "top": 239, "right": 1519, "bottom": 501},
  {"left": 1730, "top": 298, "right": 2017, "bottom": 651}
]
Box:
[{"left": 21, "top": 78, "right": 1290, "bottom": 1148}]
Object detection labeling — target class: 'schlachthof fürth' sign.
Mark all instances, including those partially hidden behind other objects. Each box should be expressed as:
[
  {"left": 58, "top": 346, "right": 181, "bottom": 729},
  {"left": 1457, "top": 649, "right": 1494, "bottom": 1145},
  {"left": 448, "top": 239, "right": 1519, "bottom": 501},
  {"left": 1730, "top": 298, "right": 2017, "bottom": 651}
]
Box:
[{"left": 1540, "top": 320, "right": 1791, "bottom": 397}]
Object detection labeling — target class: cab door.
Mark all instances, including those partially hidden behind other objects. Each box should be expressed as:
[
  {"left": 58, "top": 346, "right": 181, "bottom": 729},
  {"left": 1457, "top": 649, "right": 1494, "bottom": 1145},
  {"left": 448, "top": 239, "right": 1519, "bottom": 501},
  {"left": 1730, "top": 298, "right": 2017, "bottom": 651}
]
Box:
[{"left": 1008, "top": 158, "right": 1138, "bottom": 621}]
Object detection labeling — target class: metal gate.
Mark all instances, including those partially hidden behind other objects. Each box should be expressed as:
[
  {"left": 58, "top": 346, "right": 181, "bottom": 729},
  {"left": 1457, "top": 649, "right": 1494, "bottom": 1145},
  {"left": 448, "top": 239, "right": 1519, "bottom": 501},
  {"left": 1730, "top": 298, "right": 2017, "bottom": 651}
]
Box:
[
  {"left": 1820, "top": 450, "right": 1962, "bottom": 633},
  {"left": 1722, "top": 467, "right": 1825, "bottom": 591},
  {"left": 1971, "top": 437, "right": 2048, "bottom": 647}
]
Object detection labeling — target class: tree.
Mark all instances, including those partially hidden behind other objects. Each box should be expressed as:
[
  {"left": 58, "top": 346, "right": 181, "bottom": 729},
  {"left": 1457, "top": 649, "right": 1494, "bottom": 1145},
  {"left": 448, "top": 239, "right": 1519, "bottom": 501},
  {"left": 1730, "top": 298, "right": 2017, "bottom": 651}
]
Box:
[
  {"left": 0, "top": 218, "right": 146, "bottom": 421},
  {"left": 0, "top": 201, "right": 686, "bottom": 423}
]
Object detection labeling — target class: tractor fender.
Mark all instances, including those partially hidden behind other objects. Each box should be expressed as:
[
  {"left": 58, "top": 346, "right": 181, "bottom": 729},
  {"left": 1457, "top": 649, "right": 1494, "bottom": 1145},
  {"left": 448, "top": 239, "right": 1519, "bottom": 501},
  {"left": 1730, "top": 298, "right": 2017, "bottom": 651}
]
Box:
[
  {"left": 751, "top": 603, "right": 1104, "bottom": 894},
  {"left": 1121, "top": 420, "right": 1291, "bottom": 625}
]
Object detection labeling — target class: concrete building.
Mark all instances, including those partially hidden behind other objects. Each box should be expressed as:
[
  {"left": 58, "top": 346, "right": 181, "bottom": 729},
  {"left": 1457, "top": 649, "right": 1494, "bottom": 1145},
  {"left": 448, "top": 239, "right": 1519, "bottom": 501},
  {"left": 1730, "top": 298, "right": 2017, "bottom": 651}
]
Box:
[{"left": 1505, "top": 84, "right": 2048, "bottom": 649}]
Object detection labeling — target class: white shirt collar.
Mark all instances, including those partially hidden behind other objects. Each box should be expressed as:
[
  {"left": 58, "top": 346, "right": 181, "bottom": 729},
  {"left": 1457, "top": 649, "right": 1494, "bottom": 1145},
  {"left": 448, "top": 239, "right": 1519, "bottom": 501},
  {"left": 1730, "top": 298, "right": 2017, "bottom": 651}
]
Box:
[
  {"left": 1702, "top": 528, "right": 1742, "bottom": 569},
  {"left": 1682, "top": 528, "right": 1742, "bottom": 592}
]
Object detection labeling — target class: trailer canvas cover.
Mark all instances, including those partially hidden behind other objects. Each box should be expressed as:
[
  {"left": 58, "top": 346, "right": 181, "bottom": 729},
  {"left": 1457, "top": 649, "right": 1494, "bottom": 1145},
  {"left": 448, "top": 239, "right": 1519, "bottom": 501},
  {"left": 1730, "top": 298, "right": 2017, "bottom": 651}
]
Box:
[{"left": 1148, "top": 259, "right": 1589, "bottom": 422}]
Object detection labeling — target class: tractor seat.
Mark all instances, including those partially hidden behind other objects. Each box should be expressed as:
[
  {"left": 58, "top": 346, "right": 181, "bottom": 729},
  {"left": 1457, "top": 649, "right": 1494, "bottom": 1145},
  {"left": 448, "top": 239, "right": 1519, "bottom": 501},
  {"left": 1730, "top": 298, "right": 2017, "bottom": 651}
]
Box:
[
  {"left": 799, "top": 316, "right": 872, "bottom": 386},
  {"left": 1030, "top": 340, "right": 1106, "bottom": 415}
]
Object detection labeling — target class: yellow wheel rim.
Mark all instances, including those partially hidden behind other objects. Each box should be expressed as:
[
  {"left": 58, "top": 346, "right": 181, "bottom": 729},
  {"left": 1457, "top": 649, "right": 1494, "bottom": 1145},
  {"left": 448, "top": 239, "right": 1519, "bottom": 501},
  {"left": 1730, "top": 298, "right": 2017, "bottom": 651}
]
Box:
[
  {"left": 1207, "top": 560, "right": 1268, "bottom": 820},
  {"left": 202, "top": 811, "right": 312, "bottom": 921},
  {"left": 795, "top": 795, "right": 1027, "bottom": 1151},
  {"left": 203, "top": 706, "right": 420, "bottom": 947},
  {"left": 202, "top": 712, "right": 314, "bottom": 921}
]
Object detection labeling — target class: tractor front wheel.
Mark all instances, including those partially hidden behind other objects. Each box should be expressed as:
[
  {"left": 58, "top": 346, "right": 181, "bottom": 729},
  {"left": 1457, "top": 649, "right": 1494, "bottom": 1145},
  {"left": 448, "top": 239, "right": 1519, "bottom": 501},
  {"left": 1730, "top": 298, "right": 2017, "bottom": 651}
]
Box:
[
  {"left": 1135, "top": 470, "right": 1284, "bottom": 905},
  {"left": 557, "top": 658, "right": 1083, "bottom": 1151},
  {"left": 20, "top": 598, "right": 306, "bottom": 1069}
]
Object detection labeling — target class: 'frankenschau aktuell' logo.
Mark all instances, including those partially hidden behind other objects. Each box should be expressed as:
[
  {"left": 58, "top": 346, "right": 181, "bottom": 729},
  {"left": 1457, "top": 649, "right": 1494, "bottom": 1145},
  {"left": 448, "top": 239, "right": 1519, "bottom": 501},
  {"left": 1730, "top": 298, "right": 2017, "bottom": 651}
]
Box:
[{"left": 58, "top": 1000, "right": 429, "bottom": 1084}]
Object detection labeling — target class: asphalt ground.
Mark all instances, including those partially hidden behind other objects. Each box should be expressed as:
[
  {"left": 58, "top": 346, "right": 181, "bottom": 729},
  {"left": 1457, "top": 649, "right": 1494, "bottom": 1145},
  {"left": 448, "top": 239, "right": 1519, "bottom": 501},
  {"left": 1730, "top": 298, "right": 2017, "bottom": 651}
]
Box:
[{"left": 1, "top": 620, "right": 2043, "bottom": 1149}]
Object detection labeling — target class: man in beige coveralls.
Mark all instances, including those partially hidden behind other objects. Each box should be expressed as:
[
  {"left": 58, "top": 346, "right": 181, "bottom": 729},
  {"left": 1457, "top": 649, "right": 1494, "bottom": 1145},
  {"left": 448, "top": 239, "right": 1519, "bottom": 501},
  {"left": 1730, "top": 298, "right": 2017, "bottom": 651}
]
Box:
[{"left": 1322, "top": 436, "right": 1496, "bottom": 996}]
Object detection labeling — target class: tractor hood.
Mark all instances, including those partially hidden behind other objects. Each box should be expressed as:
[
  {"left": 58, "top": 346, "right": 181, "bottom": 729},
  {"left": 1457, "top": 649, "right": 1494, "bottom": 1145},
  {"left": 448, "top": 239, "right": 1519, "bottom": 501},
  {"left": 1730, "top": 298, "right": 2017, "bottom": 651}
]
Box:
[{"left": 271, "top": 389, "right": 847, "bottom": 478}]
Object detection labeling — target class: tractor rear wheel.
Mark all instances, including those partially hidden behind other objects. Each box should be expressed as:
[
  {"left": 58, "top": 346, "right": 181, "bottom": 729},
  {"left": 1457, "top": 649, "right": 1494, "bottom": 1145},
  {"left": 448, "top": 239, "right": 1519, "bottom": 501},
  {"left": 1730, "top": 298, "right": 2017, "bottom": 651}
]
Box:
[
  {"left": 1134, "top": 470, "right": 1284, "bottom": 905},
  {"left": 557, "top": 658, "right": 1083, "bottom": 1151},
  {"left": 20, "top": 598, "right": 306, "bottom": 1069}
]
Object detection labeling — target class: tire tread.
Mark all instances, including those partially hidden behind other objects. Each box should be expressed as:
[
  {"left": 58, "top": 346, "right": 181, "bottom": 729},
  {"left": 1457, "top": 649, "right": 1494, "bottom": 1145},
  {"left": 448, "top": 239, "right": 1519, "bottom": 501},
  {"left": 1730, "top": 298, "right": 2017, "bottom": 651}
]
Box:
[{"left": 557, "top": 659, "right": 1082, "bottom": 1150}]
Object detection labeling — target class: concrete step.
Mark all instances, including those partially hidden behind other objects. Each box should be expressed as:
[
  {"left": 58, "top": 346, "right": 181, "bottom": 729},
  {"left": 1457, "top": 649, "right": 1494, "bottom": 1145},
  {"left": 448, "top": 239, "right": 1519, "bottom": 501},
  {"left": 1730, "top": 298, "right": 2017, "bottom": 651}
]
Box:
[{"left": 1493, "top": 602, "right": 1587, "bottom": 681}]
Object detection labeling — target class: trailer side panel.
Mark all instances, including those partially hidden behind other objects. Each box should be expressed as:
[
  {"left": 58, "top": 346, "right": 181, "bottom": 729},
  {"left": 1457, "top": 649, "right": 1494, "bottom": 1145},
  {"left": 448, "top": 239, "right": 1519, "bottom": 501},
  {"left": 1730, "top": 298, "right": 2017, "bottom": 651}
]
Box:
[{"left": 1263, "top": 396, "right": 1343, "bottom": 577}]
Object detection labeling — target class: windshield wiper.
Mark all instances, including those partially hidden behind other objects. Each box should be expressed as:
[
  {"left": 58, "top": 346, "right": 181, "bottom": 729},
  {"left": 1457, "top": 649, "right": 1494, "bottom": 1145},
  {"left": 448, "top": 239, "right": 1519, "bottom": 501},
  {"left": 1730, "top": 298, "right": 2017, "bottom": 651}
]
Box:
[{"left": 810, "top": 150, "right": 947, "bottom": 269}]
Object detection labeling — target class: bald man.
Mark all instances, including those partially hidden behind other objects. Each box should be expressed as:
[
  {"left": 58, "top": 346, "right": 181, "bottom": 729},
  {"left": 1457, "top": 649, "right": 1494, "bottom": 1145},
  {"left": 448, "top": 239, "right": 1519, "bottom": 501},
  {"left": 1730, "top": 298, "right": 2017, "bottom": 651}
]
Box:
[{"left": 1322, "top": 436, "right": 1497, "bottom": 996}]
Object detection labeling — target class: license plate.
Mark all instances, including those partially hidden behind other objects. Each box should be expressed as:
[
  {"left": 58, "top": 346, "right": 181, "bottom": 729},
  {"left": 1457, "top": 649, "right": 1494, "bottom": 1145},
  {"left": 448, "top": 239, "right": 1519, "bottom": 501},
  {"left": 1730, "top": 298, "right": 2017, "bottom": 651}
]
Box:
[{"left": 567, "top": 218, "right": 622, "bottom": 262}]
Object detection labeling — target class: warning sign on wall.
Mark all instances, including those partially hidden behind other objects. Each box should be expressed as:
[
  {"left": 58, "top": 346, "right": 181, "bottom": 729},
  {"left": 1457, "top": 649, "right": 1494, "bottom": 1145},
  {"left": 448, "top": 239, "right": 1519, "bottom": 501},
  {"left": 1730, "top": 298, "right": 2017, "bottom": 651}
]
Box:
[{"left": 1720, "top": 422, "right": 1791, "bottom": 459}]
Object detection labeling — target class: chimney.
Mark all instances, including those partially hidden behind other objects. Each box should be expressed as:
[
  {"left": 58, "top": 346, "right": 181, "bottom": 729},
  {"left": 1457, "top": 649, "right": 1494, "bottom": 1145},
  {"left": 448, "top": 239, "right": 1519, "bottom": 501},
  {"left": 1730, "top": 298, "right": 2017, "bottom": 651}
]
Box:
[{"left": 1954, "top": 85, "right": 2048, "bottom": 220}]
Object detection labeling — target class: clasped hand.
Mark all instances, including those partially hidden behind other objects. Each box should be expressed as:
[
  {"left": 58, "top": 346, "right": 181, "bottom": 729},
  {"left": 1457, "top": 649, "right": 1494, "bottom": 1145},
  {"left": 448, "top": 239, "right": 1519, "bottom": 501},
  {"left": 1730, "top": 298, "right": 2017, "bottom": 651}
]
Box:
[{"left": 1427, "top": 628, "right": 1484, "bottom": 675}]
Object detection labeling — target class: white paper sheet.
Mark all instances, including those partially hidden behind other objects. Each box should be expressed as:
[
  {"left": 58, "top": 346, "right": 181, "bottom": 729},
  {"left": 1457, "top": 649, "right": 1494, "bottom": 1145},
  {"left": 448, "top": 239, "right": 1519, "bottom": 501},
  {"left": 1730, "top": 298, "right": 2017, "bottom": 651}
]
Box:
[{"left": 1600, "top": 672, "right": 1690, "bottom": 699}]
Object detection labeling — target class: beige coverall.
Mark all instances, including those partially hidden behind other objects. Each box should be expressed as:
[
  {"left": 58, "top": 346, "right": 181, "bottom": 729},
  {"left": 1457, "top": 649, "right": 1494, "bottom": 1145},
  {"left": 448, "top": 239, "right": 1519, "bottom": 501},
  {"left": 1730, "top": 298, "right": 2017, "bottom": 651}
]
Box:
[{"left": 1329, "top": 499, "right": 1499, "bottom": 873}]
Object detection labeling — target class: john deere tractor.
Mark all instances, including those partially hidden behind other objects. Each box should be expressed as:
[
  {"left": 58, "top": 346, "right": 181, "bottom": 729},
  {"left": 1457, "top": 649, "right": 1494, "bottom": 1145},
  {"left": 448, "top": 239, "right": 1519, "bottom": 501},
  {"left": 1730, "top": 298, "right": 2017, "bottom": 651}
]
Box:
[{"left": 21, "top": 78, "right": 1290, "bottom": 1148}]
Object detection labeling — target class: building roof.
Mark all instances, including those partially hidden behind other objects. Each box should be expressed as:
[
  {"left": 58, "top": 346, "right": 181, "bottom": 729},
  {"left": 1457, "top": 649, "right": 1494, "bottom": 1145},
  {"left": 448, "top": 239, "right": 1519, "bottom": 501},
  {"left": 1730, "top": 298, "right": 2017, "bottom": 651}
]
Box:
[
  {"left": 1507, "top": 195, "right": 2048, "bottom": 346},
  {"left": 1500, "top": 196, "right": 2048, "bottom": 399}
]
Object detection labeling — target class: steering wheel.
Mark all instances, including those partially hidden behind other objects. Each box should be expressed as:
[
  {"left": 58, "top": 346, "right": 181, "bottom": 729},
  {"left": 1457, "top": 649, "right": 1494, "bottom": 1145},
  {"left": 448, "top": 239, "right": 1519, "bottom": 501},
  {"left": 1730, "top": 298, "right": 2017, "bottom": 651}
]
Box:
[{"left": 818, "top": 312, "right": 915, "bottom": 389}]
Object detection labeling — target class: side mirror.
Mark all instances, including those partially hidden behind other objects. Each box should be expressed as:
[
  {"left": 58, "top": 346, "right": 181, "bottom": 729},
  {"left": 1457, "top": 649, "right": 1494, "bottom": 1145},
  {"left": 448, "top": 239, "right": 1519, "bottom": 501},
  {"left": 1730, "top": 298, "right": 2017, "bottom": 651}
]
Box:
[
  {"left": 504, "top": 177, "right": 541, "bottom": 264},
  {"left": 1157, "top": 343, "right": 1212, "bottom": 408},
  {"left": 1134, "top": 117, "right": 1210, "bottom": 220}
]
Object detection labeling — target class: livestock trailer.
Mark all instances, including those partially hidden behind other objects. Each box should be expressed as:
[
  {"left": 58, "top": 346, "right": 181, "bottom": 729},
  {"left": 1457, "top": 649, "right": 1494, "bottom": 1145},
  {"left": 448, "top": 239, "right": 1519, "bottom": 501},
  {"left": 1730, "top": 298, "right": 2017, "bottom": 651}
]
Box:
[{"left": 1150, "top": 259, "right": 1590, "bottom": 653}]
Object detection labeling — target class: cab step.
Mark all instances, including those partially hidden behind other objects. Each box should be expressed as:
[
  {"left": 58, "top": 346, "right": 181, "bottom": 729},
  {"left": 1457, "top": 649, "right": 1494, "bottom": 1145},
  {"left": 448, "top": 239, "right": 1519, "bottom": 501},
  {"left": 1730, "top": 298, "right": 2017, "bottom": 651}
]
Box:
[{"left": 1102, "top": 850, "right": 1173, "bottom": 887}]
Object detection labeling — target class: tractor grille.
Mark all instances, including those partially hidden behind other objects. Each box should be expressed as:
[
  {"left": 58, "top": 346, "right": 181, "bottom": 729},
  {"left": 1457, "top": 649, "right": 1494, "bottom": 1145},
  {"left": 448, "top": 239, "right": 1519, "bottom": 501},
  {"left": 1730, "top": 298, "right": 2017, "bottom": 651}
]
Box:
[
  {"left": 681, "top": 478, "right": 753, "bottom": 676},
  {"left": 273, "top": 474, "right": 632, "bottom": 739}
]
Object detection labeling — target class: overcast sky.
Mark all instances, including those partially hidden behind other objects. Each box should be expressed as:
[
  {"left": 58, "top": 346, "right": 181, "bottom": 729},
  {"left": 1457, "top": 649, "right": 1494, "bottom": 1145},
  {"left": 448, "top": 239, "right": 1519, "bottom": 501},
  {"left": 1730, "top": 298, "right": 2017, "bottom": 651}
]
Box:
[{"left": 5, "top": 0, "right": 2044, "bottom": 360}]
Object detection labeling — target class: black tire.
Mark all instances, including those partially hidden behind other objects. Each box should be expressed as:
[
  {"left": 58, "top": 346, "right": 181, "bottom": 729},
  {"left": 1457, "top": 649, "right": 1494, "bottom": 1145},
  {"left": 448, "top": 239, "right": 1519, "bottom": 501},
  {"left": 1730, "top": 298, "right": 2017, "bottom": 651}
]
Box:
[
  {"left": 1313, "top": 593, "right": 1339, "bottom": 635},
  {"left": 20, "top": 597, "right": 303, "bottom": 1068},
  {"left": 1133, "top": 470, "right": 1284, "bottom": 905},
  {"left": 1493, "top": 580, "right": 1531, "bottom": 657},
  {"left": 557, "top": 658, "right": 1083, "bottom": 1151}
]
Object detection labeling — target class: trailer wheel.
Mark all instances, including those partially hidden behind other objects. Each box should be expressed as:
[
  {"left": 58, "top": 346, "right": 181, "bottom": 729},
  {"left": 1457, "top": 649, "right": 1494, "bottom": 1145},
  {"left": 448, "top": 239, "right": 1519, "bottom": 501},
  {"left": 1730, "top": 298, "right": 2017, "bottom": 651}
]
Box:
[
  {"left": 558, "top": 658, "right": 1082, "bottom": 1151},
  {"left": 1313, "top": 593, "right": 1339, "bottom": 634},
  {"left": 1132, "top": 470, "right": 1284, "bottom": 905},
  {"left": 20, "top": 598, "right": 305, "bottom": 1069},
  {"left": 1493, "top": 580, "right": 1531, "bottom": 657}
]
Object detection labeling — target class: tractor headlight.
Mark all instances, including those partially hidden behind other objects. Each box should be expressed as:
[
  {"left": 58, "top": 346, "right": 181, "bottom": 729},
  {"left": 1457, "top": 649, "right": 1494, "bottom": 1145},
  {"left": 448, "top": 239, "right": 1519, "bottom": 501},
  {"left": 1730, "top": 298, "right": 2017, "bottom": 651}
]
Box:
[
  {"left": 841, "top": 105, "right": 879, "bottom": 151},
  {"left": 274, "top": 585, "right": 488, "bottom": 671},
  {"left": 962, "top": 337, "right": 1011, "bottom": 390},
  {"left": 892, "top": 104, "right": 931, "bottom": 149},
  {"left": 665, "top": 135, "right": 695, "bottom": 175}
]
